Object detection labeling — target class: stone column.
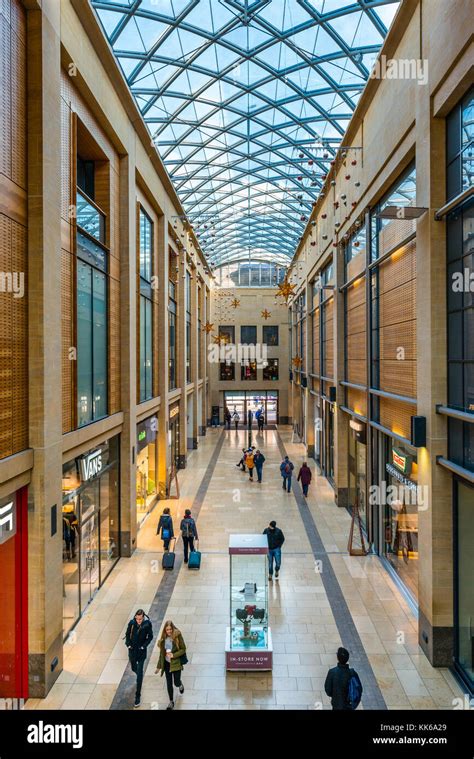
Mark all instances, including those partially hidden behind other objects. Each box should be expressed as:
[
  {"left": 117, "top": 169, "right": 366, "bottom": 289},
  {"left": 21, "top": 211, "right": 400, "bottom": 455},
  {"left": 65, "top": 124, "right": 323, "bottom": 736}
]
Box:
[
  {"left": 26, "top": 0, "right": 64, "bottom": 697},
  {"left": 415, "top": 85, "right": 453, "bottom": 666},
  {"left": 334, "top": 243, "right": 349, "bottom": 507},
  {"left": 156, "top": 217, "right": 170, "bottom": 494},
  {"left": 177, "top": 243, "right": 187, "bottom": 468},
  {"left": 190, "top": 266, "right": 199, "bottom": 448},
  {"left": 118, "top": 149, "right": 137, "bottom": 557},
  {"left": 304, "top": 281, "right": 315, "bottom": 458}
]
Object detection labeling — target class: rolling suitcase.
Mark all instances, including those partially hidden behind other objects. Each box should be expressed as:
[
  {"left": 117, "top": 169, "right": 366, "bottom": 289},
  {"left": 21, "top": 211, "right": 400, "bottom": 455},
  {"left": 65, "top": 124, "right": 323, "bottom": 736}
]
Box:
[
  {"left": 188, "top": 540, "right": 201, "bottom": 570},
  {"left": 162, "top": 538, "right": 176, "bottom": 570}
]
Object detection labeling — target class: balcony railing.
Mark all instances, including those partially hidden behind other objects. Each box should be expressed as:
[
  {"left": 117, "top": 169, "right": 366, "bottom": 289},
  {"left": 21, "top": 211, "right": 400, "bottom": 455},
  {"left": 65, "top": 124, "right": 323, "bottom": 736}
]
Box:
[{"left": 76, "top": 188, "right": 106, "bottom": 243}]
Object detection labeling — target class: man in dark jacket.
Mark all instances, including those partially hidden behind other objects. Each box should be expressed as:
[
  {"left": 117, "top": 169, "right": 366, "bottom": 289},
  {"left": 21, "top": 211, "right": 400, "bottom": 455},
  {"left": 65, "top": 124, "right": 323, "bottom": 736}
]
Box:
[
  {"left": 180, "top": 508, "right": 199, "bottom": 563},
  {"left": 263, "top": 520, "right": 285, "bottom": 580},
  {"left": 125, "top": 609, "right": 154, "bottom": 708},
  {"left": 280, "top": 456, "right": 294, "bottom": 492},
  {"left": 297, "top": 462, "right": 312, "bottom": 497},
  {"left": 254, "top": 450, "right": 266, "bottom": 483},
  {"left": 324, "top": 647, "right": 362, "bottom": 710},
  {"left": 157, "top": 508, "right": 174, "bottom": 551}
]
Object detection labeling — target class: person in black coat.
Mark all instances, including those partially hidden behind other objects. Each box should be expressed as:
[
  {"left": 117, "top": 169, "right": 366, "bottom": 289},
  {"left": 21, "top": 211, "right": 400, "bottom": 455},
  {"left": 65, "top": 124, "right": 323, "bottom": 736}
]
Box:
[
  {"left": 254, "top": 450, "right": 266, "bottom": 483},
  {"left": 125, "top": 609, "right": 154, "bottom": 707},
  {"left": 157, "top": 507, "right": 174, "bottom": 551},
  {"left": 263, "top": 520, "right": 285, "bottom": 580},
  {"left": 324, "top": 647, "right": 362, "bottom": 710},
  {"left": 180, "top": 508, "right": 199, "bottom": 564}
]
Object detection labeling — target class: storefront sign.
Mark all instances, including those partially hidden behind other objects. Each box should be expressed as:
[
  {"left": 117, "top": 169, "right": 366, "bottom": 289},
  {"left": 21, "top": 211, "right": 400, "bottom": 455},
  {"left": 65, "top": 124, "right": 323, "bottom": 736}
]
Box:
[
  {"left": 0, "top": 499, "right": 16, "bottom": 545},
  {"left": 79, "top": 449, "right": 103, "bottom": 482},
  {"left": 137, "top": 416, "right": 158, "bottom": 454},
  {"left": 350, "top": 419, "right": 366, "bottom": 444},
  {"left": 386, "top": 463, "right": 417, "bottom": 492},
  {"left": 226, "top": 650, "right": 272, "bottom": 670},
  {"left": 170, "top": 405, "right": 180, "bottom": 419},
  {"left": 392, "top": 447, "right": 412, "bottom": 475}
]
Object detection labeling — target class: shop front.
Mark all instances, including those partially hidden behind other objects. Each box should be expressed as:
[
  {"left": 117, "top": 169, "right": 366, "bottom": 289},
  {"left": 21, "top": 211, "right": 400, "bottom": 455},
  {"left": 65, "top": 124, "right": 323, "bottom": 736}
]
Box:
[
  {"left": 136, "top": 416, "right": 159, "bottom": 526},
  {"left": 454, "top": 477, "right": 474, "bottom": 693},
  {"left": 348, "top": 419, "right": 367, "bottom": 532},
  {"left": 61, "top": 436, "right": 120, "bottom": 637},
  {"left": 321, "top": 396, "right": 335, "bottom": 484},
  {"left": 378, "top": 435, "right": 419, "bottom": 603},
  {"left": 169, "top": 403, "right": 182, "bottom": 471},
  {"left": 0, "top": 488, "right": 28, "bottom": 701}
]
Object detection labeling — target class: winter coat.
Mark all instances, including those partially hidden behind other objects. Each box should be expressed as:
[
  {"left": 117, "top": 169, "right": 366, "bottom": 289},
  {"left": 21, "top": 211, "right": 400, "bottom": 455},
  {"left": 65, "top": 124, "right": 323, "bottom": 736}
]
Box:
[
  {"left": 297, "top": 465, "right": 312, "bottom": 485},
  {"left": 263, "top": 526, "right": 285, "bottom": 550},
  {"left": 180, "top": 516, "right": 198, "bottom": 540},
  {"left": 125, "top": 618, "right": 154, "bottom": 662},
  {"left": 324, "top": 663, "right": 361, "bottom": 710},
  {"left": 157, "top": 514, "right": 174, "bottom": 539},
  {"left": 245, "top": 452, "right": 255, "bottom": 469},
  {"left": 254, "top": 453, "right": 266, "bottom": 469},
  {"left": 157, "top": 632, "right": 187, "bottom": 674}
]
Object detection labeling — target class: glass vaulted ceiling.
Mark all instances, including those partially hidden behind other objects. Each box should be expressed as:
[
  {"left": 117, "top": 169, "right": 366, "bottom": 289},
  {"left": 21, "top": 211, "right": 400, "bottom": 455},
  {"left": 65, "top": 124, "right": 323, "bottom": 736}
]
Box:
[{"left": 91, "top": 0, "right": 400, "bottom": 269}]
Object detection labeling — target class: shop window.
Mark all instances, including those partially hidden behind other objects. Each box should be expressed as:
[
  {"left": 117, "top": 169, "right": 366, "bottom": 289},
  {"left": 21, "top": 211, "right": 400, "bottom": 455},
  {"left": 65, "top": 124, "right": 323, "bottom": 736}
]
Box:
[
  {"left": 263, "top": 325, "right": 278, "bottom": 346},
  {"left": 371, "top": 165, "right": 416, "bottom": 261},
  {"left": 263, "top": 358, "right": 278, "bottom": 381},
  {"left": 77, "top": 258, "right": 107, "bottom": 426},
  {"left": 77, "top": 156, "right": 95, "bottom": 200},
  {"left": 241, "top": 361, "right": 257, "bottom": 380},
  {"left": 140, "top": 296, "right": 153, "bottom": 402},
  {"left": 455, "top": 479, "right": 474, "bottom": 690},
  {"left": 168, "top": 302, "right": 177, "bottom": 390},
  {"left": 220, "top": 362, "right": 235, "bottom": 381},
  {"left": 446, "top": 88, "right": 474, "bottom": 201},
  {"left": 241, "top": 325, "right": 257, "bottom": 345},
  {"left": 219, "top": 325, "right": 235, "bottom": 344}
]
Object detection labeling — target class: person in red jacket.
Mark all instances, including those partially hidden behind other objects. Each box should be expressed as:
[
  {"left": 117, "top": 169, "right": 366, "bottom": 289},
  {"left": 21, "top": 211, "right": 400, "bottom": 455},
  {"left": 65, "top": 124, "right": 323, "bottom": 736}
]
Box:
[{"left": 297, "top": 462, "right": 312, "bottom": 498}]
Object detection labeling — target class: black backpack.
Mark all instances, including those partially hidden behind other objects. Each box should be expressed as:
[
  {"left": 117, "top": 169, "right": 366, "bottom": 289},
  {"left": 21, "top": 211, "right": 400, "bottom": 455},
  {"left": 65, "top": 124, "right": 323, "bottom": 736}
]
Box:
[{"left": 182, "top": 518, "right": 194, "bottom": 539}]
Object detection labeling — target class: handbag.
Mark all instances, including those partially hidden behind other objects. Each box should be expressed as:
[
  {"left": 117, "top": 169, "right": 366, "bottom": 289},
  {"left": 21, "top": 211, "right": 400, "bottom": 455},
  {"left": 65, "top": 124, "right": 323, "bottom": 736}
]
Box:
[
  {"left": 162, "top": 528, "right": 171, "bottom": 540},
  {"left": 181, "top": 652, "right": 189, "bottom": 666}
]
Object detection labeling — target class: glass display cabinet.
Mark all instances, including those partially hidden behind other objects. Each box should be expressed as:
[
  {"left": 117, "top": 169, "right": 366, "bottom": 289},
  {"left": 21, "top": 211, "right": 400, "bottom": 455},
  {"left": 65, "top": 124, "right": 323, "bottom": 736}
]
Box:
[{"left": 225, "top": 534, "right": 273, "bottom": 670}]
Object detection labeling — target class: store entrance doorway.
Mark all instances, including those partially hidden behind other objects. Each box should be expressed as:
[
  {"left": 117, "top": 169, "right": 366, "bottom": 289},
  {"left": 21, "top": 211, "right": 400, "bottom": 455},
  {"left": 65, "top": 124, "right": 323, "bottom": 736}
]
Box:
[
  {"left": 224, "top": 391, "right": 279, "bottom": 426},
  {"left": 80, "top": 516, "right": 99, "bottom": 609}
]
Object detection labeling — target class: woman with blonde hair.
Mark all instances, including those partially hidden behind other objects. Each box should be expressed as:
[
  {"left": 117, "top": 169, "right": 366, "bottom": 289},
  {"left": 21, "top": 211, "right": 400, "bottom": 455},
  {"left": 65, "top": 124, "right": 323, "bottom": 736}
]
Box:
[{"left": 155, "top": 620, "right": 187, "bottom": 710}]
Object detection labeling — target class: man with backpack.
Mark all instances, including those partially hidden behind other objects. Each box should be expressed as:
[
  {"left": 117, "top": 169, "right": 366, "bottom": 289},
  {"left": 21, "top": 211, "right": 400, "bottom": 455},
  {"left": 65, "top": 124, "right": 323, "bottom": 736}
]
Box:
[
  {"left": 280, "top": 455, "right": 294, "bottom": 492},
  {"left": 324, "top": 647, "right": 363, "bottom": 710},
  {"left": 254, "top": 450, "right": 266, "bottom": 483},
  {"left": 125, "top": 609, "right": 154, "bottom": 708},
  {"left": 180, "top": 508, "right": 198, "bottom": 564}
]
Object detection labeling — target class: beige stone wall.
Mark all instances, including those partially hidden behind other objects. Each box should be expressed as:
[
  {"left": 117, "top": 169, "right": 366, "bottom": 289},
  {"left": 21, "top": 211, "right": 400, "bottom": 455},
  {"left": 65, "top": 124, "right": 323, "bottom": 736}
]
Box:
[{"left": 209, "top": 288, "right": 290, "bottom": 423}]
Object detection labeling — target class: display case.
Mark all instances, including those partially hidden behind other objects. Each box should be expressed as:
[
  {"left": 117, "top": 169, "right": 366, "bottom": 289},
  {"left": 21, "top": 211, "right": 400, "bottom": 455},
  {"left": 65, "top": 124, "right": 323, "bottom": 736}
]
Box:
[{"left": 225, "top": 534, "right": 273, "bottom": 670}]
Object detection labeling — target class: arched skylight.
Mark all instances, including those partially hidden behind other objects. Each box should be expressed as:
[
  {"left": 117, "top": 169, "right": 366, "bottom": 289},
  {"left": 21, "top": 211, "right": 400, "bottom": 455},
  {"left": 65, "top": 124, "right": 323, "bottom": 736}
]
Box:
[{"left": 91, "top": 0, "right": 400, "bottom": 267}]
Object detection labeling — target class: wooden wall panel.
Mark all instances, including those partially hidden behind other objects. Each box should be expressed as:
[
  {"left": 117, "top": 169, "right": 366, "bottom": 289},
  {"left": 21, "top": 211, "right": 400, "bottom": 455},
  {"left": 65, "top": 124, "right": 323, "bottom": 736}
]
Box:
[
  {"left": 347, "top": 388, "right": 367, "bottom": 417},
  {"left": 0, "top": 0, "right": 27, "bottom": 460},
  {"left": 61, "top": 248, "right": 73, "bottom": 432},
  {"left": 379, "top": 397, "right": 413, "bottom": 440},
  {"left": 379, "top": 217, "right": 416, "bottom": 256},
  {"left": 322, "top": 297, "right": 333, "bottom": 379},
  {"left": 346, "top": 279, "right": 366, "bottom": 386},
  {"left": 109, "top": 277, "right": 121, "bottom": 414},
  {"left": 312, "top": 307, "right": 319, "bottom": 375}
]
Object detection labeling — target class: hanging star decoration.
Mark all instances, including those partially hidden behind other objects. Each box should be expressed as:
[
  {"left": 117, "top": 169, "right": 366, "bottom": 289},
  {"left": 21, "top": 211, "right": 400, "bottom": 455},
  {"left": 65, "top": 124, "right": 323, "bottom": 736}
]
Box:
[
  {"left": 203, "top": 321, "right": 214, "bottom": 334},
  {"left": 261, "top": 309, "right": 271, "bottom": 320},
  {"left": 230, "top": 298, "right": 240, "bottom": 309},
  {"left": 292, "top": 356, "right": 303, "bottom": 368},
  {"left": 212, "top": 334, "right": 225, "bottom": 345},
  {"left": 276, "top": 278, "right": 296, "bottom": 303}
]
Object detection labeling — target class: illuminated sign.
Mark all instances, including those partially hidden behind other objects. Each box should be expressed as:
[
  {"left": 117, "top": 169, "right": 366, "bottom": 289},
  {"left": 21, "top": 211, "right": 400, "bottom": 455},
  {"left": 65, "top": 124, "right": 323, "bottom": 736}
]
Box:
[
  {"left": 170, "top": 405, "right": 180, "bottom": 419},
  {"left": 392, "top": 447, "right": 412, "bottom": 476},
  {"left": 0, "top": 499, "right": 16, "bottom": 545},
  {"left": 79, "top": 449, "right": 103, "bottom": 481}
]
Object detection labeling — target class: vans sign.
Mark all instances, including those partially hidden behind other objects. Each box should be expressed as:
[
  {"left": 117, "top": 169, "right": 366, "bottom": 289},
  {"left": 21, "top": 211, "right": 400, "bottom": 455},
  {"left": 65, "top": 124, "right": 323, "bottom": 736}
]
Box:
[{"left": 79, "top": 449, "right": 103, "bottom": 482}]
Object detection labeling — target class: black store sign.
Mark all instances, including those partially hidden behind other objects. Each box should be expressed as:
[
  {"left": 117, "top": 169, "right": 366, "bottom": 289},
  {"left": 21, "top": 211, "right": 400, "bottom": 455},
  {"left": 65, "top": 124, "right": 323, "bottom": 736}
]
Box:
[{"left": 137, "top": 416, "right": 158, "bottom": 454}]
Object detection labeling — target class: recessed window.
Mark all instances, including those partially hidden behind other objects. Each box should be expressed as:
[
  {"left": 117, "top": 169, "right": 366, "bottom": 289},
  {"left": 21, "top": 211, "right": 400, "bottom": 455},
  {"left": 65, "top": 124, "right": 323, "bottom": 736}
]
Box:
[
  {"left": 263, "top": 359, "right": 278, "bottom": 381},
  {"left": 241, "top": 325, "right": 256, "bottom": 345},
  {"left": 263, "top": 325, "right": 278, "bottom": 346},
  {"left": 241, "top": 361, "right": 257, "bottom": 380},
  {"left": 220, "top": 362, "right": 235, "bottom": 381}
]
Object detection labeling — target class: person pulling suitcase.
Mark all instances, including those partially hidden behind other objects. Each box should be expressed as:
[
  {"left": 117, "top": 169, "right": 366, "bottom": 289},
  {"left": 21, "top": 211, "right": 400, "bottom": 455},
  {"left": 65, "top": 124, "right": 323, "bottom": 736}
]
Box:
[
  {"left": 162, "top": 537, "right": 177, "bottom": 570},
  {"left": 180, "top": 509, "right": 198, "bottom": 564}
]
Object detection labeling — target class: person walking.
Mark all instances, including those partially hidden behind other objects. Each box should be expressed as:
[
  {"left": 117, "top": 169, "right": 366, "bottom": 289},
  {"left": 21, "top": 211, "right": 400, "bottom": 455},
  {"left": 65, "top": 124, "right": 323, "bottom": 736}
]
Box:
[
  {"left": 324, "top": 647, "right": 363, "bottom": 711},
  {"left": 157, "top": 507, "right": 174, "bottom": 551},
  {"left": 254, "top": 450, "right": 266, "bottom": 483},
  {"left": 180, "top": 508, "right": 199, "bottom": 564},
  {"left": 280, "top": 455, "right": 294, "bottom": 492},
  {"left": 224, "top": 406, "right": 231, "bottom": 430},
  {"left": 125, "top": 609, "right": 154, "bottom": 708},
  {"left": 263, "top": 520, "right": 285, "bottom": 581},
  {"left": 155, "top": 620, "right": 187, "bottom": 710},
  {"left": 256, "top": 407, "right": 265, "bottom": 432},
  {"left": 245, "top": 448, "right": 255, "bottom": 481},
  {"left": 236, "top": 448, "right": 247, "bottom": 472},
  {"left": 232, "top": 408, "right": 240, "bottom": 430},
  {"left": 297, "top": 461, "right": 312, "bottom": 497}
]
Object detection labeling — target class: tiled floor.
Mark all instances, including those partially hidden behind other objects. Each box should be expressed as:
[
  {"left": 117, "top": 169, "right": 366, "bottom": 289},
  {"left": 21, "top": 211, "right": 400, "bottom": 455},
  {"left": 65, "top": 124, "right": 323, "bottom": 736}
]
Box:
[{"left": 25, "top": 427, "right": 463, "bottom": 711}]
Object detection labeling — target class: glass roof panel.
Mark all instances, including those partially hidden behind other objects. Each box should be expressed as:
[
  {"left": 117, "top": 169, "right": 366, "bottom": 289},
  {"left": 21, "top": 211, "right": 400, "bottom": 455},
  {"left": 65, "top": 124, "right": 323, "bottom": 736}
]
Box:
[{"left": 91, "top": 0, "right": 399, "bottom": 267}]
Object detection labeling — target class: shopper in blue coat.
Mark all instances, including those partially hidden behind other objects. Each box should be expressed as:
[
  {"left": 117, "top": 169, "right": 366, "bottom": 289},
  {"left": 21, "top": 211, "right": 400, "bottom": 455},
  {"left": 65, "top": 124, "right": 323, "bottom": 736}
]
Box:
[
  {"left": 280, "top": 456, "right": 294, "bottom": 492},
  {"left": 254, "top": 450, "right": 266, "bottom": 483}
]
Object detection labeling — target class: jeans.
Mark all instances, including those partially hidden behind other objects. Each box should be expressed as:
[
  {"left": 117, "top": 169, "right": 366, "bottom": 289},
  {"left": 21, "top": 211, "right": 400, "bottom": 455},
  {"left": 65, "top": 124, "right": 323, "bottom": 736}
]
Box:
[
  {"left": 248, "top": 467, "right": 254, "bottom": 480},
  {"left": 302, "top": 482, "right": 309, "bottom": 496},
  {"left": 130, "top": 654, "right": 145, "bottom": 699},
  {"left": 282, "top": 475, "right": 292, "bottom": 492},
  {"left": 164, "top": 660, "right": 182, "bottom": 701},
  {"left": 182, "top": 535, "right": 195, "bottom": 562},
  {"left": 163, "top": 537, "right": 171, "bottom": 551},
  {"left": 255, "top": 466, "right": 263, "bottom": 483},
  {"left": 268, "top": 548, "right": 281, "bottom": 576}
]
